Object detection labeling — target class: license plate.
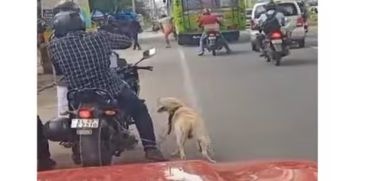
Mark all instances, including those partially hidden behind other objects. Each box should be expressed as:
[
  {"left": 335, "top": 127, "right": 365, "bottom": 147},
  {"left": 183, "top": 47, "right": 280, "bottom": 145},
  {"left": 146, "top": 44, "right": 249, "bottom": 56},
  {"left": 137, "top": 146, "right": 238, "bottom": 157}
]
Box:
[
  {"left": 76, "top": 129, "right": 93, "bottom": 135},
  {"left": 71, "top": 119, "right": 99, "bottom": 129},
  {"left": 208, "top": 36, "right": 216, "bottom": 40},
  {"left": 271, "top": 39, "right": 282, "bottom": 44}
]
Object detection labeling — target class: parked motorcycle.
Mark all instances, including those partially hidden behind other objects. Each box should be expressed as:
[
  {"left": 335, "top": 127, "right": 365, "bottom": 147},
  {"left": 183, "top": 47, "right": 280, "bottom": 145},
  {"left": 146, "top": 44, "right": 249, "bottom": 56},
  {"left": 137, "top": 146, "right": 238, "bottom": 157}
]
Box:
[
  {"left": 44, "top": 48, "right": 156, "bottom": 167},
  {"left": 204, "top": 31, "right": 225, "bottom": 56}
]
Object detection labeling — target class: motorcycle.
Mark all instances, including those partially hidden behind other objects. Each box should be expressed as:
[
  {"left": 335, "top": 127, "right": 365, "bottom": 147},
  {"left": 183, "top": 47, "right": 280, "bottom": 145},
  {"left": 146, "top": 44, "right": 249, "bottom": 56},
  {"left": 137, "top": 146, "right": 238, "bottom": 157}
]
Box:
[
  {"left": 44, "top": 48, "right": 156, "bottom": 167},
  {"left": 259, "top": 30, "right": 290, "bottom": 66},
  {"left": 205, "top": 31, "right": 225, "bottom": 56}
]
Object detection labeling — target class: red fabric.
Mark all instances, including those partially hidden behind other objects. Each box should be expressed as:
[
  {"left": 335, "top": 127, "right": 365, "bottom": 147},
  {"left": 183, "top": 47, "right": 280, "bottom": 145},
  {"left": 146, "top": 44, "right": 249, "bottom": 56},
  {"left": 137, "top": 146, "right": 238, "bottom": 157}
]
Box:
[
  {"left": 38, "top": 160, "right": 317, "bottom": 181},
  {"left": 198, "top": 15, "right": 219, "bottom": 26}
]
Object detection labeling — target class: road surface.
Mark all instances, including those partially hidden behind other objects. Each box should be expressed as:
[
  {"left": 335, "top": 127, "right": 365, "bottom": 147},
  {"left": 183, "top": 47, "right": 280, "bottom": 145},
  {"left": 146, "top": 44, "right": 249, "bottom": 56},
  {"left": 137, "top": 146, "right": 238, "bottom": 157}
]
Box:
[{"left": 37, "top": 29, "right": 317, "bottom": 169}]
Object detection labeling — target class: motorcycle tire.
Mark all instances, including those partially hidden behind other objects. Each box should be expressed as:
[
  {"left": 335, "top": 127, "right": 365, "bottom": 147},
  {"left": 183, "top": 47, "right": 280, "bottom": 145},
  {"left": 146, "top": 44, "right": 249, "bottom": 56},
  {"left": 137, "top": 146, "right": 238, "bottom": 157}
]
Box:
[
  {"left": 266, "top": 55, "right": 271, "bottom": 62},
  {"left": 79, "top": 126, "right": 113, "bottom": 167},
  {"left": 212, "top": 50, "right": 216, "bottom": 56},
  {"left": 274, "top": 53, "right": 281, "bottom": 66}
]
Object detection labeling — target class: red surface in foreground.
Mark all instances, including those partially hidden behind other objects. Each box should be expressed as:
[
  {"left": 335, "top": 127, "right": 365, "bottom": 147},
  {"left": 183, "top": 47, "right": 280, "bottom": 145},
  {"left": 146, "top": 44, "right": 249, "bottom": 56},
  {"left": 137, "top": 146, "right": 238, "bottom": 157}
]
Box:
[{"left": 38, "top": 160, "right": 317, "bottom": 181}]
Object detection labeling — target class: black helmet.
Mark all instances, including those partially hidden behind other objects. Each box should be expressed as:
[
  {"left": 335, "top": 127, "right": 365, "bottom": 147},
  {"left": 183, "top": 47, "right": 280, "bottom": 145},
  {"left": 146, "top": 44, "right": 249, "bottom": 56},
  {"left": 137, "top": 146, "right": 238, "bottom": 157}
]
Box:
[
  {"left": 53, "top": 0, "right": 80, "bottom": 15},
  {"left": 265, "top": 1, "right": 277, "bottom": 11},
  {"left": 52, "top": 10, "right": 85, "bottom": 38}
]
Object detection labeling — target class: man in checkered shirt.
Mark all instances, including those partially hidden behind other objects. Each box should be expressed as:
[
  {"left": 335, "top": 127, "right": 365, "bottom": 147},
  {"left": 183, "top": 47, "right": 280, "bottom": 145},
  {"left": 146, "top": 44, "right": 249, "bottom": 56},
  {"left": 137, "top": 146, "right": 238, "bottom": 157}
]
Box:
[{"left": 48, "top": 3, "right": 166, "bottom": 162}]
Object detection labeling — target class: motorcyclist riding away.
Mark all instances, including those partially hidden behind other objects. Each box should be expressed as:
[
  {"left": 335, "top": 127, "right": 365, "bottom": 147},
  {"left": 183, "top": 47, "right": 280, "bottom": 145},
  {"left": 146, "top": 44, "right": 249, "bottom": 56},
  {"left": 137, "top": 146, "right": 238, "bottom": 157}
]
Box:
[
  {"left": 255, "top": 1, "right": 287, "bottom": 56},
  {"left": 197, "top": 8, "right": 231, "bottom": 56},
  {"left": 48, "top": 1, "right": 166, "bottom": 162}
]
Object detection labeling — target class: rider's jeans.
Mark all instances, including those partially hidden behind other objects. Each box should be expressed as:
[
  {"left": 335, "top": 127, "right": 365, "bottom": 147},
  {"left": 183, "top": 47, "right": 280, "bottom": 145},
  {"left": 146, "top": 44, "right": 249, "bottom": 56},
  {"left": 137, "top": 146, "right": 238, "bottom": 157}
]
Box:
[
  {"left": 199, "top": 32, "right": 231, "bottom": 53},
  {"left": 115, "top": 87, "right": 157, "bottom": 150}
]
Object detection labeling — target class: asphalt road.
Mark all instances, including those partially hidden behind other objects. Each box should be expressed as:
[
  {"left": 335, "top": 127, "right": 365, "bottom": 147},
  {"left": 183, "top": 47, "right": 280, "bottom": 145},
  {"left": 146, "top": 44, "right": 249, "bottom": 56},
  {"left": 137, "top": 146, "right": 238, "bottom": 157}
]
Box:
[{"left": 37, "top": 30, "right": 317, "bottom": 169}]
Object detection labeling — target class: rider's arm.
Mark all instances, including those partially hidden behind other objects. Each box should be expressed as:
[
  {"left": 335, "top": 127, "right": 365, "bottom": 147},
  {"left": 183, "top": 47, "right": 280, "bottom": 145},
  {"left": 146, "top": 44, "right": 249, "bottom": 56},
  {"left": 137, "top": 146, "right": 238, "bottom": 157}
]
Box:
[
  {"left": 47, "top": 41, "right": 63, "bottom": 76},
  {"left": 99, "top": 30, "right": 132, "bottom": 50}
]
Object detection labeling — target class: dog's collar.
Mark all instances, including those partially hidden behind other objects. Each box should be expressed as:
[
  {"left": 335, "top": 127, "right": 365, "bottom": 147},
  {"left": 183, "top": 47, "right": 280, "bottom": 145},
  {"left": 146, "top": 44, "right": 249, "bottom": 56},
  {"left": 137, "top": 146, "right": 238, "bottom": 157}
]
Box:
[{"left": 168, "top": 106, "right": 181, "bottom": 123}]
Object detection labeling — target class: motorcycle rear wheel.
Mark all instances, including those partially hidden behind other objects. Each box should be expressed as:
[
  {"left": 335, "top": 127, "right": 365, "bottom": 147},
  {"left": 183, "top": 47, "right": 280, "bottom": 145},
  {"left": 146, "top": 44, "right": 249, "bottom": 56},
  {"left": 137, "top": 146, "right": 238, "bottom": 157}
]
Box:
[
  {"left": 212, "top": 50, "right": 216, "bottom": 56},
  {"left": 274, "top": 54, "right": 281, "bottom": 66},
  {"left": 79, "top": 126, "right": 113, "bottom": 167}
]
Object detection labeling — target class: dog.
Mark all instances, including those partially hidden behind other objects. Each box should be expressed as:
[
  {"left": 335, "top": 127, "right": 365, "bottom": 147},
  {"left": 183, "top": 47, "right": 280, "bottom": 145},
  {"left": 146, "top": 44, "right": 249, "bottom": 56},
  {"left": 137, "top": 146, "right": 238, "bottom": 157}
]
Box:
[{"left": 157, "top": 97, "right": 215, "bottom": 163}]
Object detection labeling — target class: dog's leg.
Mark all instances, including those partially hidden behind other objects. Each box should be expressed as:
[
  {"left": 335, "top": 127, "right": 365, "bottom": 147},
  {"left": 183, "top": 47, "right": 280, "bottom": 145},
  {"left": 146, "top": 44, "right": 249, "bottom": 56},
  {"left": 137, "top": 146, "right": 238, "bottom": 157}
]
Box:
[
  {"left": 175, "top": 126, "right": 186, "bottom": 160},
  {"left": 198, "top": 139, "right": 216, "bottom": 163},
  {"left": 170, "top": 149, "right": 180, "bottom": 156}
]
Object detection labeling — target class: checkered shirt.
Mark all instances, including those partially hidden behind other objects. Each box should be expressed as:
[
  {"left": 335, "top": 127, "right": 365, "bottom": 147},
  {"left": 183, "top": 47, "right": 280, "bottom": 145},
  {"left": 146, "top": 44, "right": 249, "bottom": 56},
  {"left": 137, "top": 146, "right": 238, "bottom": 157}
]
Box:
[{"left": 48, "top": 30, "right": 132, "bottom": 96}]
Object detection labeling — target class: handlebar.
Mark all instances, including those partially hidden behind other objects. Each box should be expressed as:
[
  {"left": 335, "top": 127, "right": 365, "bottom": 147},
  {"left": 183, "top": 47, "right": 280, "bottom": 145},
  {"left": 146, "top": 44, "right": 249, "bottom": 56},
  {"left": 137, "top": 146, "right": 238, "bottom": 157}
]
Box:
[{"left": 135, "top": 66, "right": 153, "bottom": 71}]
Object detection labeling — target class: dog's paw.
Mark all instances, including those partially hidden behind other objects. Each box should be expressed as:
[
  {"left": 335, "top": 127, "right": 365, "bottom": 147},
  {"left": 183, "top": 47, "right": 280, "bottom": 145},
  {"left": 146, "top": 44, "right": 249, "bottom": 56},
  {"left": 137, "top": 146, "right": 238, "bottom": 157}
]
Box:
[
  {"left": 180, "top": 154, "right": 186, "bottom": 160},
  {"left": 170, "top": 150, "right": 179, "bottom": 156}
]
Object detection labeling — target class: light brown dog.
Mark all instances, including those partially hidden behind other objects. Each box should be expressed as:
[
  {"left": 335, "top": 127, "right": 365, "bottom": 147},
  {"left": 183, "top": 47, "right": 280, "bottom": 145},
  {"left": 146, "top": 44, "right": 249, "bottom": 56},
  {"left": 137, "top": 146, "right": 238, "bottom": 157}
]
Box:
[{"left": 157, "top": 97, "right": 215, "bottom": 163}]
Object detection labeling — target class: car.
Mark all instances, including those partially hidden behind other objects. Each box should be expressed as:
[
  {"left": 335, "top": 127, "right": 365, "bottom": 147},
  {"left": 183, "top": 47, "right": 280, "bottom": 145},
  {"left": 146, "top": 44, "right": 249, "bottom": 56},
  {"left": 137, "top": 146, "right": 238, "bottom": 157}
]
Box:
[{"left": 250, "top": 0, "right": 307, "bottom": 51}]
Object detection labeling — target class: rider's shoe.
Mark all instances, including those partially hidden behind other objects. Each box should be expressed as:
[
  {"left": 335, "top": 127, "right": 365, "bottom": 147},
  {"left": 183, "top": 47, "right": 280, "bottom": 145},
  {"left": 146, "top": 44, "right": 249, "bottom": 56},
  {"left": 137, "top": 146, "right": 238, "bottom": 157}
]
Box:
[
  {"left": 145, "top": 148, "right": 167, "bottom": 162},
  {"left": 198, "top": 52, "right": 204, "bottom": 56}
]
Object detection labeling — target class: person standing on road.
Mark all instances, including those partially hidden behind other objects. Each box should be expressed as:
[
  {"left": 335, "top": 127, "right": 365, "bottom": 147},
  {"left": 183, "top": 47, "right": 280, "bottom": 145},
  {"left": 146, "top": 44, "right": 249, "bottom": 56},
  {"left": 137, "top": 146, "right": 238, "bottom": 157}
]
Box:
[
  {"left": 48, "top": 1, "right": 166, "bottom": 162},
  {"left": 159, "top": 14, "right": 174, "bottom": 48},
  {"left": 129, "top": 19, "right": 142, "bottom": 50}
]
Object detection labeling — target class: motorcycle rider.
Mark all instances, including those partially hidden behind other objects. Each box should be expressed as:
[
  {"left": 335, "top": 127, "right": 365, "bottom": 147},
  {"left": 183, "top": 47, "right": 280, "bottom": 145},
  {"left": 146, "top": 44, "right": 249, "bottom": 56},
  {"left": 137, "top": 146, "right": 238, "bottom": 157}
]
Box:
[
  {"left": 51, "top": 0, "right": 81, "bottom": 118},
  {"left": 197, "top": 8, "right": 231, "bottom": 56},
  {"left": 255, "top": 1, "right": 287, "bottom": 56},
  {"left": 48, "top": 2, "right": 166, "bottom": 162}
]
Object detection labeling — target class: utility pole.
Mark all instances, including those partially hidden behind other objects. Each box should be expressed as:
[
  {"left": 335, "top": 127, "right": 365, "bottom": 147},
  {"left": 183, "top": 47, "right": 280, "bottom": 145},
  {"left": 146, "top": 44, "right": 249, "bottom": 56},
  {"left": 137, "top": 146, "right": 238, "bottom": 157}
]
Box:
[
  {"left": 153, "top": 0, "right": 157, "bottom": 18},
  {"left": 132, "top": 0, "right": 136, "bottom": 13}
]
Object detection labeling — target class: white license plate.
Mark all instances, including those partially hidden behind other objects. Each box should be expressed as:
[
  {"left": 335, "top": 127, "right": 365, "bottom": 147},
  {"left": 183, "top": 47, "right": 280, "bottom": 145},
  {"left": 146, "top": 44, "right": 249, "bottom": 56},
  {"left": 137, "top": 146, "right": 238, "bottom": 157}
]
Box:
[
  {"left": 271, "top": 39, "right": 282, "bottom": 44},
  {"left": 71, "top": 119, "right": 99, "bottom": 129},
  {"left": 208, "top": 36, "right": 216, "bottom": 40}
]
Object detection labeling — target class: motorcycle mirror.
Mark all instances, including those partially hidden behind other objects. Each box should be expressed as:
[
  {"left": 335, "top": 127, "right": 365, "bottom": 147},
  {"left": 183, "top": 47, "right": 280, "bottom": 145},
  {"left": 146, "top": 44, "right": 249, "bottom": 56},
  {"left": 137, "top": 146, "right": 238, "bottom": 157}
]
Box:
[
  {"left": 134, "top": 48, "right": 157, "bottom": 66},
  {"left": 143, "top": 48, "right": 157, "bottom": 59}
]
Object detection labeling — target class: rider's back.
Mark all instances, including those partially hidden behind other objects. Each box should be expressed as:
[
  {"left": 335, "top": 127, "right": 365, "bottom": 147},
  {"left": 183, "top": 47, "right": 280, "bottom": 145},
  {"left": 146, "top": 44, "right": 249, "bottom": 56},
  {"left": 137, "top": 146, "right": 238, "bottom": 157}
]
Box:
[
  {"left": 261, "top": 11, "right": 282, "bottom": 34},
  {"left": 48, "top": 30, "right": 131, "bottom": 96},
  {"left": 199, "top": 14, "right": 220, "bottom": 32}
]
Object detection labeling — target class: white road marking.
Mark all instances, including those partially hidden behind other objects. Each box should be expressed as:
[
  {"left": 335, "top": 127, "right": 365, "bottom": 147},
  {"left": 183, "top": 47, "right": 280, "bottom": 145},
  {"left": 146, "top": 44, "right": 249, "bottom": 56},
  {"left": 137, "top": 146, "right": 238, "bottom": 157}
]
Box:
[{"left": 178, "top": 48, "right": 202, "bottom": 113}]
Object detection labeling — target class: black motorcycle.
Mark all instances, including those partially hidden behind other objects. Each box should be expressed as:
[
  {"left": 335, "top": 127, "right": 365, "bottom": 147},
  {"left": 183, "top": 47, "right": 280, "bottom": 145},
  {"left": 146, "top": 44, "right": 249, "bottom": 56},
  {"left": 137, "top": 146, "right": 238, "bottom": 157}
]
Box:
[{"left": 44, "top": 49, "right": 156, "bottom": 167}]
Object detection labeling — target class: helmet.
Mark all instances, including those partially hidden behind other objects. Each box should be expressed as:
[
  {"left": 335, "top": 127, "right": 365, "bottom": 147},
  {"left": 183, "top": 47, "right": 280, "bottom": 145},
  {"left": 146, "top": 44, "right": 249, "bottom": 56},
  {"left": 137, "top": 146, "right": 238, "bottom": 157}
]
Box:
[
  {"left": 265, "top": 1, "right": 277, "bottom": 11},
  {"left": 202, "top": 8, "right": 211, "bottom": 15},
  {"left": 52, "top": 10, "right": 86, "bottom": 38},
  {"left": 53, "top": 0, "right": 80, "bottom": 15}
]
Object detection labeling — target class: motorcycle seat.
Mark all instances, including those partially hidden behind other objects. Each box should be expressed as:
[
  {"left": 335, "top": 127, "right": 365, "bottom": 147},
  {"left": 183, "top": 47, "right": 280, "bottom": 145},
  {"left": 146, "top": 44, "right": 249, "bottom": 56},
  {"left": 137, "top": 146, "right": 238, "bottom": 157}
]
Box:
[{"left": 67, "top": 88, "right": 117, "bottom": 109}]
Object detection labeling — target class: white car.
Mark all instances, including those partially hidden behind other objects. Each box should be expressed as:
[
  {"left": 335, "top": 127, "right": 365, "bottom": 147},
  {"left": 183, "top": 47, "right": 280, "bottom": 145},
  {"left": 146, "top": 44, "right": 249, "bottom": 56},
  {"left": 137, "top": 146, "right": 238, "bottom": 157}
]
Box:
[{"left": 250, "top": 0, "right": 307, "bottom": 50}]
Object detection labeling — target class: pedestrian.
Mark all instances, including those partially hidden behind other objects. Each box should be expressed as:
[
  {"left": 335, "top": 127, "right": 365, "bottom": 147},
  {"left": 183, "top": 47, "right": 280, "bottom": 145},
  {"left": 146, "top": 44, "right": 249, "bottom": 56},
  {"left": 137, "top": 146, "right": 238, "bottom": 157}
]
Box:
[
  {"left": 129, "top": 20, "right": 142, "bottom": 50},
  {"left": 38, "top": 116, "right": 56, "bottom": 171},
  {"left": 159, "top": 14, "right": 174, "bottom": 48}
]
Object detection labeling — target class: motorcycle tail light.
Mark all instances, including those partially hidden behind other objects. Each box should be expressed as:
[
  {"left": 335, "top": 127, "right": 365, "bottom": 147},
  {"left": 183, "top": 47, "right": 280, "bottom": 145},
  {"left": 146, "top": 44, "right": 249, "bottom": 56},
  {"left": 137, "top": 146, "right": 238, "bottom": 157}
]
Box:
[
  {"left": 271, "top": 32, "right": 282, "bottom": 39},
  {"left": 296, "top": 17, "right": 304, "bottom": 27},
  {"left": 79, "top": 109, "right": 92, "bottom": 118},
  {"left": 104, "top": 110, "right": 117, "bottom": 116}
]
